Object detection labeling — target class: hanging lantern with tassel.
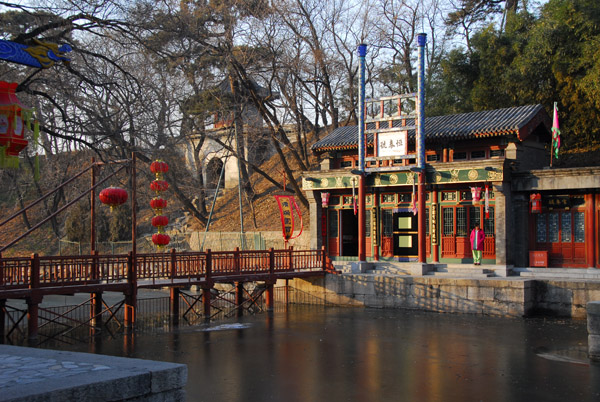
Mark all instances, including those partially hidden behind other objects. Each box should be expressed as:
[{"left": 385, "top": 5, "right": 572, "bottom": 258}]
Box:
[
  {"left": 99, "top": 186, "right": 128, "bottom": 212},
  {"left": 150, "top": 160, "right": 170, "bottom": 249},
  {"left": 0, "top": 81, "right": 35, "bottom": 169}
]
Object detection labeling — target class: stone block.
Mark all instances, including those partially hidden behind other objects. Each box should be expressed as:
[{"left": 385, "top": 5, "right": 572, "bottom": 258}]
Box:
[
  {"left": 588, "top": 334, "right": 600, "bottom": 361},
  {"left": 468, "top": 286, "right": 495, "bottom": 301}
]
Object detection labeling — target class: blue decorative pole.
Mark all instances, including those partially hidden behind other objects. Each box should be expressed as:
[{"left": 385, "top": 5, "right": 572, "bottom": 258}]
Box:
[
  {"left": 417, "top": 33, "right": 427, "bottom": 263},
  {"left": 358, "top": 44, "right": 367, "bottom": 173},
  {"left": 358, "top": 43, "right": 367, "bottom": 262}
]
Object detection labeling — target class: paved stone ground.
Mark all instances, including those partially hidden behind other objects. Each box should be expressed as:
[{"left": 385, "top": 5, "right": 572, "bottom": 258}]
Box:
[
  {"left": 0, "top": 353, "right": 111, "bottom": 388},
  {"left": 0, "top": 345, "right": 187, "bottom": 402}
]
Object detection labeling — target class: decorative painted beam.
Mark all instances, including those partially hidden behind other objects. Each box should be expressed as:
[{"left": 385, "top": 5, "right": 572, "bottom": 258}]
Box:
[
  {"left": 0, "top": 38, "right": 71, "bottom": 68},
  {"left": 302, "top": 167, "right": 504, "bottom": 190}
]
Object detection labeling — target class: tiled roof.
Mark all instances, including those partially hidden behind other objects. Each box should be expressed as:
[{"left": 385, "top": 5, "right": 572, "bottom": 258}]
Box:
[{"left": 312, "top": 104, "right": 549, "bottom": 152}]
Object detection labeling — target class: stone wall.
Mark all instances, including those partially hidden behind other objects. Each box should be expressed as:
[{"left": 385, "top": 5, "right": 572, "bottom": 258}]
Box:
[
  {"left": 288, "top": 275, "right": 535, "bottom": 317},
  {"left": 188, "top": 230, "right": 311, "bottom": 251},
  {"left": 531, "top": 280, "right": 600, "bottom": 319},
  {"left": 287, "top": 275, "right": 600, "bottom": 318}
]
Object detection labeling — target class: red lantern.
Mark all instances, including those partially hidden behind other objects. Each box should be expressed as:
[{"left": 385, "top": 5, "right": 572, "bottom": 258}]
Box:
[
  {"left": 150, "top": 160, "right": 169, "bottom": 179},
  {"left": 0, "top": 81, "right": 30, "bottom": 163},
  {"left": 150, "top": 180, "right": 169, "bottom": 192},
  {"left": 99, "top": 187, "right": 128, "bottom": 211},
  {"left": 470, "top": 186, "right": 482, "bottom": 203},
  {"left": 151, "top": 215, "right": 169, "bottom": 229},
  {"left": 530, "top": 193, "right": 542, "bottom": 214},
  {"left": 150, "top": 197, "right": 167, "bottom": 212},
  {"left": 321, "top": 192, "right": 330, "bottom": 208},
  {"left": 152, "top": 233, "right": 170, "bottom": 247}
]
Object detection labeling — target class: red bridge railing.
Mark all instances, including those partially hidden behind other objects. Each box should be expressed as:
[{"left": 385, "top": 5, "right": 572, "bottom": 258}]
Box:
[{"left": 0, "top": 247, "right": 334, "bottom": 291}]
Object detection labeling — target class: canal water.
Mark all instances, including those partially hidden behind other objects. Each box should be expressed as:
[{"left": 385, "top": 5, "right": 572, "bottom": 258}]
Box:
[{"left": 43, "top": 306, "right": 599, "bottom": 402}]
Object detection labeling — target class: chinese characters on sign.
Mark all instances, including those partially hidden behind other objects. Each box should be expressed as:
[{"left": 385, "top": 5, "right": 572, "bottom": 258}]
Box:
[
  {"left": 274, "top": 195, "right": 304, "bottom": 241},
  {"left": 378, "top": 130, "right": 408, "bottom": 157}
]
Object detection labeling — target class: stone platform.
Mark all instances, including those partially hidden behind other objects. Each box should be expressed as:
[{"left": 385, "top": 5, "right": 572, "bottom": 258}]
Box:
[{"left": 0, "top": 345, "right": 187, "bottom": 402}]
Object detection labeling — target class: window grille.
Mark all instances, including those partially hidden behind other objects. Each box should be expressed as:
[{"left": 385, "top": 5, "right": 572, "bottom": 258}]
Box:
[
  {"left": 457, "top": 207, "right": 467, "bottom": 236},
  {"left": 443, "top": 208, "right": 454, "bottom": 236},
  {"left": 382, "top": 209, "right": 394, "bottom": 237},
  {"left": 536, "top": 214, "right": 547, "bottom": 243},
  {"left": 561, "top": 212, "right": 572, "bottom": 243},
  {"left": 328, "top": 211, "right": 338, "bottom": 238},
  {"left": 574, "top": 212, "right": 585, "bottom": 243},
  {"left": 484, "top": 207, "right": 495, "bottom": 235}
]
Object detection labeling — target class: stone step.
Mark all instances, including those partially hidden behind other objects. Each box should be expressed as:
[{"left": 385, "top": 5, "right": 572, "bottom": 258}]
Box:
[
  {"left": 517, "top": 268, "right": 600, "bottom": 280},
  {"left": 427, "top": 271, "right": 494, "bottom": 278}
]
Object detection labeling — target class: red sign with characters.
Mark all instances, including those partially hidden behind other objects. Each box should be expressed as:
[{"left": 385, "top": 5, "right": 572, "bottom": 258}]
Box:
[{"left": 274, "top": 195, "right": 303, "bottom": 241}]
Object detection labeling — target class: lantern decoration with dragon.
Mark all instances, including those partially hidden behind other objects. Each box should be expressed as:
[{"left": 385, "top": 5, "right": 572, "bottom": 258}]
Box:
[
  {"left": 150, "top": 160, "right": 170, "bottom": 248},
  {"left": 0, "top": 81, "right": 38, "bottom": 169}
]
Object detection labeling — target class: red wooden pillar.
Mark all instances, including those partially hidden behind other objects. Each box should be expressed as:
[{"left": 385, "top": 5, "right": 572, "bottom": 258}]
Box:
[
  {"left": 586, "top": 194, "right": 596, "bottom": 268},
  {"left": 28, "top": 253, "right": 41, "bottom": 342},
  {"left": 124, "top": 251, "right": 137, "bottom": 328},
  {"left": 358, "top": 175, "right": 366, "bottom": 261},
  {"left": 266, "top": 247, "right": 275, "bottom": 311},
  {"left": 202, "top": 249, "right": 213, "bottom": 320},
  {"left": 373, "top": 191, "right": 379, "bottom": 261},
  {"left": 266, "top": 283, "right": 274, "bottom": 311},
  {"left": 202, "top": 286, "right": 212, "bottom": 319},
  {"left": 90, "top": 292, "right": 103, "bottom": 328},
  {"left": 0, "top": 299, "right": 5, "bottom": 341},
  {"left": 418, "top": 172, "right": 426, "bottom": 263},
  {"left": 170, "top": 287, "right": 180, "bottom": 325},
  {"left": 235, "top": 282, "right": 244, "bottom": 317},
  {"left": 432, "top": 188, "right": 439, "bottom": 263}
]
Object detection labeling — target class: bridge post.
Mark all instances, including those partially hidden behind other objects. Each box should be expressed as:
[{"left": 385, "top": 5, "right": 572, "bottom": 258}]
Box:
[
  {"left": 27, "top": 253, "right": 41, "bottom": 342},
  {"left": 235, "top": 282, "right": 244, "bottom": 317},
  {"left": 266, "top": 248, "right": 275, "bottom": 311},
  {"left": 0, "top": 299, "right": 5, "bottom": 342},
  {"left": 124, "top": 251, "right": 137, "bottom": 329},
  {"left": 90, "top": 292, "right": 103, "bottom": 329},
  {"left": 170, "top": 288, "right": 180, "bottom": 325}
]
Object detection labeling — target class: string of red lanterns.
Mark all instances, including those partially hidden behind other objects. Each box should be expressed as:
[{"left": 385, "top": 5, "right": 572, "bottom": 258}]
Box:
[{"left": 150, "top": 160, "right": 170, "bottom": 249}]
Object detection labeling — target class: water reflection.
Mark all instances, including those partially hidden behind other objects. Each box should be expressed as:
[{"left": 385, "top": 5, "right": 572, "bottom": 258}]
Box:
[{"left": 43, "top": 307, "right": 600, "bottom": 402}]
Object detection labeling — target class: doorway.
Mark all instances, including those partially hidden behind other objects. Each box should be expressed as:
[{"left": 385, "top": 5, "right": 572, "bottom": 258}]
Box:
[{"left": 341, "top": 209, "right": 358, "bottom": 256}]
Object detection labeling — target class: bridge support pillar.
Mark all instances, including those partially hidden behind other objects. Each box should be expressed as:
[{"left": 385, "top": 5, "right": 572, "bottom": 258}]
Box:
[
  {"left": 91, "top": 292, "right": 103, "bottom": 329},
  {"left": 124, "top": 292, "right": 136, "bottom": 329},
  {"left": 170, "top": 288, "right": 180, "bottom": 325},
  {"left": 235, "top": 282, "right": 244, "bottom": 317},
  {"left": 202, "top": 286, "right": 212, "bottom": 321},
  {"left": 266, "top": 282, "right": 274, "bottom": 311},
  {"left": 0, "top": 299, "right": 5, "bottom": 342},
  {"left": 27, "top": 297, "right": 39, "bottom": 342}
]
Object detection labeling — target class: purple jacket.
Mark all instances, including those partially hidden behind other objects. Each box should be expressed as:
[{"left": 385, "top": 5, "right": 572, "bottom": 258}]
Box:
[{"left": 470, "top": 228, "right": 485, "bottom": 250}]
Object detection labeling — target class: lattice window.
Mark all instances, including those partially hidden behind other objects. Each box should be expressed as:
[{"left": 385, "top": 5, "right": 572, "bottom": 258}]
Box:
[
  {"left": 425, "top": 208, "right": 429, "bottom": 236},
  {"left": 443, "top": 208, "right": 454, "bottom": 236},
  {"left": 548, "top": 213, "right": 559, "bottom": 243},
  {"left": 381, "top": 194, "right": 395, "bottom": 204},
  {"left": 382, "top": 209, "right": 394, "bottom": 237},
  {"left": 328, "top": 210, "right": 338, "bottom": 238},
  {"left": 574, "top": 212, "right": 585, "bottom": 243},
  {"left": 561, "top": 212, "right": 572, "bottom": 243},
  {"left": 484, "top": 207, "right": 495, "bottom": 235},
  {"left": 536, "top": 214, "right": 547, "bottom": 243},
  {"left": 365, "top": 210, "right": 371, "bottom": 238},
  {"left": 469, "top": 206, "right": 480, "bottom": 230},
  {"left": 457, "top": 207, "right": 467, "bottom": 237}
]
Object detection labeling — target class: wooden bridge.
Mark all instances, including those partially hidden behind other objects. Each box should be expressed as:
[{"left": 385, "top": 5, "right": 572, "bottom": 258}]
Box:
[{"left": 0, "top": 247, "right": 334, "bottom": 341}]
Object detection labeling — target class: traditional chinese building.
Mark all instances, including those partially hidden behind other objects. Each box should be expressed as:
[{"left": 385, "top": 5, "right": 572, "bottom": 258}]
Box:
[{"left": 302, "top": 104, "right": 600, "bottom": 271}]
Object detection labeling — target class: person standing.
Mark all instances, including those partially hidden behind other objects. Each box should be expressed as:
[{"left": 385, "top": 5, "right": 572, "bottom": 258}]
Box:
[{"left": 470, "top": 224, "right": 485, "bottom": 265}]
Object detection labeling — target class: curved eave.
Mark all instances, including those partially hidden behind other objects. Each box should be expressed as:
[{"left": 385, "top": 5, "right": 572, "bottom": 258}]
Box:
[{"left": 312, "top": 129, "right": 520, "bottom": 154}]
